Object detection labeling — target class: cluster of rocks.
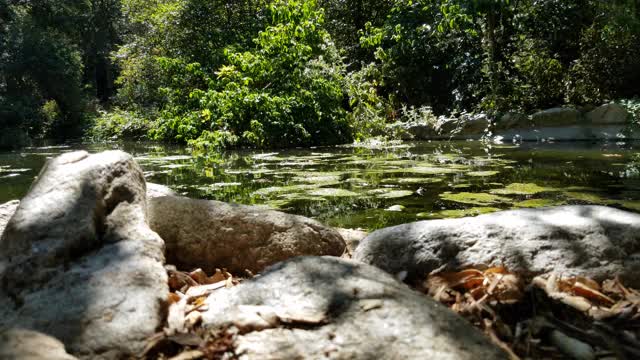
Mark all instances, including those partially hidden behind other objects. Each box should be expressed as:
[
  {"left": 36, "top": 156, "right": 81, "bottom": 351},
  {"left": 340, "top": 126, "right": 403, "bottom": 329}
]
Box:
[
  {"left": 395, "top": 103, "right": 636, "bottom": 141},
  {"left": 1, "top": 150, "right": 638, "bottom": 359}
]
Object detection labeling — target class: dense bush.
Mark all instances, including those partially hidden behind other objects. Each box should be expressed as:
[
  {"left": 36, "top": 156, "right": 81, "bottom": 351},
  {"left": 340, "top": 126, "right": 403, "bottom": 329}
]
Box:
[{"left": 152, "top": 0, "right": 351, "bottom": 150}]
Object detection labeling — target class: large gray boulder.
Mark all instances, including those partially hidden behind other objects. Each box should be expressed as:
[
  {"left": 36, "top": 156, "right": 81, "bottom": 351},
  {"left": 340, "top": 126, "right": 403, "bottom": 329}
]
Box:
[
  {"left": 201, "top": 256, "right": 507, "bottom": 360},
  {"left": 0, "top": 151, "right": 168, "bottom": 359},
  {"left": 531, "top": 107, "right": 581, "bottom": 127},
  {"left": 0, "top": 183, "right": 174, "bottom": 238},
  {"left": 0, "top": 200, "right": 19, "bottom": 237},
  {"left": 354, "top": 206, "right": 640, "bottom": 287},
  {"left": 586, "top": 103, "right": 629, "bottom": 125},
  {"left": 0, "top": 329, "right": 78, "bottom": 360},
  {"left": 148, "top": 196, "right": 346, "bottom": 273}
]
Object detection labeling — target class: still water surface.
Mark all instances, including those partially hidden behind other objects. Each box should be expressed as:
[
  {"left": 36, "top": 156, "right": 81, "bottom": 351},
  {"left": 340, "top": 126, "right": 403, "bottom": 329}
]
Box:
[{"left": 2, "top": 141, "right": 640, "bottom": 230}]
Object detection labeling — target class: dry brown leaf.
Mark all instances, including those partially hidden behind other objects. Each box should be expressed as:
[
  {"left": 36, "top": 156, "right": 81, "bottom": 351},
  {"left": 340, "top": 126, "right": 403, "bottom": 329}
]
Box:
[
  {"left": 189, "top": 269, "right": 208, "bottom": 284},
  {"left": 166, "top": 296, "right": 189, "bottom": 335},
  {"left": 571, "top": 282, "right": 614, "bottom": 305},
  {"left": 185, "top": 281, "right": 226, "bottom": 298},
  {"left": 210, "top": 269, "right": 226, "bottom": 283},
  {"left": 168, "top": 292, "right": 181, "bottom": 306}
]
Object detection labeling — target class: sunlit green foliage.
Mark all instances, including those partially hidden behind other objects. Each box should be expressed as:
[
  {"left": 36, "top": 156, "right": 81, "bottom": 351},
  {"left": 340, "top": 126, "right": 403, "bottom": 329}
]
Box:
[{"left": 151, "top": 0, "right": 351, "bottom": 150}]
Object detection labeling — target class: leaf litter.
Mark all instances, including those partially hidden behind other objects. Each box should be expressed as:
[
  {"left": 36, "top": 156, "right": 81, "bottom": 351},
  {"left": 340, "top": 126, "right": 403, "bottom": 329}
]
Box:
[
  {"left": 418, "top": 266, "right": 640, "bottom": 359},
  {"left": 142, "top": 259, "right": 639, "bottom": 360}
]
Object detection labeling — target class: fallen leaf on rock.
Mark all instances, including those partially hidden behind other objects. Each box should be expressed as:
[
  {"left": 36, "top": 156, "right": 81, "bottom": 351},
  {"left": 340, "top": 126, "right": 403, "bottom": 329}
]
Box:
[
  {"left": 185, "top": 281, "right": 227, "bottom": 298},
  {"left": 167, "top": 349, "right": 204, "bottom": 360},
  {"left": 167, "top": 295, "right": 188, "bottom": 335}
]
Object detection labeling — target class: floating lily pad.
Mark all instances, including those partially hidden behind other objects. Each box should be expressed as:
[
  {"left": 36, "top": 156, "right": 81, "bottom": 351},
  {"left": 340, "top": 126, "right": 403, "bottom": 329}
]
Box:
[
  {"left": 292, "top": 174, "right": 343, "bottom": 184},
  {"left": 252, "top": 184, "right": 317, "bottom": 197},
  {"left": 466, "top": 170, "right": 499, "bottom": 177},
  {"left": 376, "top": 190, "right": 414, "bottom": 199},
  {"left": 417, "top": 207, "right": 501, "bottom": 219},
  {"left": 440, "top": 192, "right": 510, "bottom": 206},
  {"left": 514, "top": 198, "right": 565, "bottom": 208},
  {"left": 490, "top": 183, "right": 558, "bottom": 195},
  {"left": 564, "top": 192, "right": 610, "bottom": 204},
  {"left": 308, "top": 188, "right": 359, "bottom": 197},
  {"left": 226, "top": 168, "right": 276, "bottom": 175},
  {"left": 403, "top": 166, "right": 464, "bottom": 175},
  {"left": 381, "top": 177, "right": 444, "bottom": 185},
  {"left": 618, "top": 201, "right": 640, "bottom": 212}
]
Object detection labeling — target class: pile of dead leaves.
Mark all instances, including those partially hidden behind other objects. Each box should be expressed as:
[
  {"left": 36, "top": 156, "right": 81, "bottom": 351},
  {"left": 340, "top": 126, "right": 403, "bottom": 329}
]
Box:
[
  {"left": 140, "top": 266, "right": 246, "bottom": 360},
  {"left": 420, "top": 267, "right": 640, "bottom": 359}
]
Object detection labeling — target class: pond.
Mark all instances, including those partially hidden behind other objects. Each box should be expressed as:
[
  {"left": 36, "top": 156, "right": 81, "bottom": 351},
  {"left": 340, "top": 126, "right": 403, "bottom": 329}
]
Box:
[{"left": 2, "top": 140, "right": 640, "bottom": 231}]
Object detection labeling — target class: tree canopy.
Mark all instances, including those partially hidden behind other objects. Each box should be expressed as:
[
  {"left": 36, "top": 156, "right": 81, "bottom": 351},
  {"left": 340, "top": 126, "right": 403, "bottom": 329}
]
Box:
[{"left": 1, "top": 0, "right": 640, "bottom": 149}]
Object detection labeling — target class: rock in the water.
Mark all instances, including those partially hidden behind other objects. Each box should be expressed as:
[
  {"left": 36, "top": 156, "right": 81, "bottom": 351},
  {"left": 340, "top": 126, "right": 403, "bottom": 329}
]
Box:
[
  {"left": 0, "top": 329, "right": 78, "bottom": 360},
  {"left": 586, "top": 103, "right": 629, "bottom": 125},
  {"left": 532, "top": 107, "right": 581, "bottom": 127},
  {"left": 146, "top": 182, "right": 176, "bottom": 199},
  {"left": 496, "top": 112, "right": 530, "bottom": 130},
  {"left": 354, "top": 206, "right": 640, "bottom": 287},
  {"left": 201, "top": 256, "right": 507, "bottom": 360},
  {"left": 148, "top": 196, "right": 346, "bottom": 273},
  {"left": 0, "top": 151, "right": 168, "bottom": 359},
  {"left": 0, "top": 200, "right": 19, "bottom": 237}
]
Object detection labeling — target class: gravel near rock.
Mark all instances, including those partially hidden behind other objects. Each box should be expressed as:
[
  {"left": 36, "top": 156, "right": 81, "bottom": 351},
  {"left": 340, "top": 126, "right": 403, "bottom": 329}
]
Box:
[
  {"left": 354, "top": 205, "right": 640, "bottom": 287},
  {"left": 0, "top": 151, "right": 168, "bottom": 360},
  {"left": 201, "top": 256, "right": 507, "bottom": 360},
  {"left": 148, "top": 196, "right": 346, "bottom": 273}
]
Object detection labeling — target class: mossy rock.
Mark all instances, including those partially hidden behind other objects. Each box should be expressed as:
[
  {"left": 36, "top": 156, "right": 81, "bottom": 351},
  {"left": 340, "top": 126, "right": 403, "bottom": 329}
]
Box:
[{"left": 439, "top": 192, "right": 510, "bottom": 206}]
